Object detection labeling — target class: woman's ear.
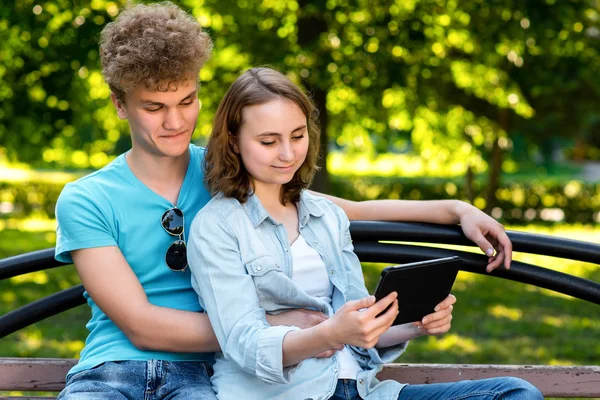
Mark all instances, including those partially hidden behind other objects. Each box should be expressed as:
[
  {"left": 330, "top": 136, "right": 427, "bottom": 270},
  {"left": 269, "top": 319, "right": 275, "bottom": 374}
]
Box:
[{"left": 229, "top": 132, "right": 240, "bottom": 153}]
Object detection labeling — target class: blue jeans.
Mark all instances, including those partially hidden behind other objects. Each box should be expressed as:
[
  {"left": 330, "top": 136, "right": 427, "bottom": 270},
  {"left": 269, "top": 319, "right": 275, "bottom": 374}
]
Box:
[
  {"left": 330, "top": 377, "right": 544, "bottom": 400},
  {"left": 57, "top": 360, "right": 217, "bottom": 399}
]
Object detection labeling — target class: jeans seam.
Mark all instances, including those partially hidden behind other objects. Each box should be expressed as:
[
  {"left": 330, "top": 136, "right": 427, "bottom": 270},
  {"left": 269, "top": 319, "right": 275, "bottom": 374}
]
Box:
[{"left": 446, "top": 391, "right": 500, "bottom": 400}]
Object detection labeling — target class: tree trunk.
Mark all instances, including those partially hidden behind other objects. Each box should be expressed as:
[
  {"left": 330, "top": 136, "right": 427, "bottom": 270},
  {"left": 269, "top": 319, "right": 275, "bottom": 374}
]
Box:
[
  {"left": 465, "top": 165, "right": 475, "bottom": 204},
  {"left": 296, "top": 0, "right": 331, "bottom": 193},
  {"left": 306, "top": 85, "right": 331, "bottom": 193},
  {"left": 485, "top": 109, "right": 509, "bottom": 214}
]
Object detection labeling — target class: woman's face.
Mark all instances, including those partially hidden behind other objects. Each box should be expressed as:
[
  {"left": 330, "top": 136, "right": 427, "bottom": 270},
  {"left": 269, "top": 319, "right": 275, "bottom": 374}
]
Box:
[{"left": 235, "top": 97, "right": 309, "bottom": 193}]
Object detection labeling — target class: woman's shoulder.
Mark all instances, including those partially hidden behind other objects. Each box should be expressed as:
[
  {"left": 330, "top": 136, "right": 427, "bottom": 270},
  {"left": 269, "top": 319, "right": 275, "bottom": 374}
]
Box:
[
  {"left": 300, "top": 191, "right": 347, "bottom": 222},
  {"left": 199, "top": 193, "right": 244, "bottom": 217}
]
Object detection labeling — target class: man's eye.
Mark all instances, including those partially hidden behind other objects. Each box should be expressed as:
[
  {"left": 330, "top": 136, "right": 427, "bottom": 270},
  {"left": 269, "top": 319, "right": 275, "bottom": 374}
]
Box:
[
  {"left": 146, "top": 107, "right": 161, "bottom": 112},
  {"left": 181, "top": 101, "right": 194, "bottom": 106}
]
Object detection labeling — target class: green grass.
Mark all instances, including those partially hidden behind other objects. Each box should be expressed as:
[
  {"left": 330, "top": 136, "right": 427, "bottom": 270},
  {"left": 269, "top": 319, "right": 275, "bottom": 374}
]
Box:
[{"left": 1, "top": 224, "right": 598, "bottom": 399}]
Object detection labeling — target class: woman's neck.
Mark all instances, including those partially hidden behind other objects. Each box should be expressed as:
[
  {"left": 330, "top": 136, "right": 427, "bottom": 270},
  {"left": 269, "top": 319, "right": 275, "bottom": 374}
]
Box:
[{"left": 253, "top": 182, "right": 299, "bottom": 244}]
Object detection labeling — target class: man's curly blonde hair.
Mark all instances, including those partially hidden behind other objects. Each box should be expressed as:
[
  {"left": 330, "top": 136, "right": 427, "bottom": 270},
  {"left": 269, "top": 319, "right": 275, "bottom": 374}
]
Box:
[{"left": 99, "top": 1, "right": 213, "bottom": 102}]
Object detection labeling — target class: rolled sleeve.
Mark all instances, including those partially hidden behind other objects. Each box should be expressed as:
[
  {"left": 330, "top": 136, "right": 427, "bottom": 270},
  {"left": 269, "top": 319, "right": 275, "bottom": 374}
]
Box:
[
  {"left": 256, "top": 325, "right": 301, "bottom": 383},
  {"left": 188, "top": 207, "right": 298, "bottom": 384}
]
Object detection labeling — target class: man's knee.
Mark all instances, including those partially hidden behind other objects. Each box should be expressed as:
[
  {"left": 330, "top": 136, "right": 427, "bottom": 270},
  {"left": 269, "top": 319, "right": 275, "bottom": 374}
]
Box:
[{"left": 502, "top": 377, "right": 544, "bottom": 399}]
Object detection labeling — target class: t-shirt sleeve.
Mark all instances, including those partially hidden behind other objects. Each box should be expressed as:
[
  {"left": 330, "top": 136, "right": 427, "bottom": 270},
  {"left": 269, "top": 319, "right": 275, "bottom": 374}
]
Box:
[{"left": 55, "top": 182, "right": 118, "bottom": 263}]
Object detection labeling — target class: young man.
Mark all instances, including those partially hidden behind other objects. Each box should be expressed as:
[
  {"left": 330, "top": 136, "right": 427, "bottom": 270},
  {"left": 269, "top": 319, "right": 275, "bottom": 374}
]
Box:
[{"left": 55, "top": 2, "right": 518, "bottom": 399}]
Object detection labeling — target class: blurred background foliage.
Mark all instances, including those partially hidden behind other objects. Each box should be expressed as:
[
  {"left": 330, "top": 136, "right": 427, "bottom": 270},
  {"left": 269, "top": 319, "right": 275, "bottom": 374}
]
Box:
[
  {"left": 0, "top": 0, "right": 599, "bottom": 388},
  {"left": 1, "top": 0, "right": 599, "bottom": 224}
]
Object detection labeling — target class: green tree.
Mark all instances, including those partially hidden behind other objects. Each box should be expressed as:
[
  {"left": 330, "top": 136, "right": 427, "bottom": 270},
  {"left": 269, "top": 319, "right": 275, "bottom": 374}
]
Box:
[{"left": 1, "top": 0, "right": 599, "bottom": 205}]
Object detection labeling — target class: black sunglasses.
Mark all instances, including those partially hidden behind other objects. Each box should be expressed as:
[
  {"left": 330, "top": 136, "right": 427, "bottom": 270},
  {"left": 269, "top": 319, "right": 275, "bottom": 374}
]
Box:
[{"left": 161, "top": 207, "right": 187, "bottom": 272}]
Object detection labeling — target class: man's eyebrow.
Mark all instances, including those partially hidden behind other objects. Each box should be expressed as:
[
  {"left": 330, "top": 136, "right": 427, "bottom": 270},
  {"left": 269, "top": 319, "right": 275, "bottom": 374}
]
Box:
[
  {"left": 140, "top": 90, "right": 198, "bottom": 105},
  {"left": 257, "top": 125, "right": 307, "bottom": 136}
]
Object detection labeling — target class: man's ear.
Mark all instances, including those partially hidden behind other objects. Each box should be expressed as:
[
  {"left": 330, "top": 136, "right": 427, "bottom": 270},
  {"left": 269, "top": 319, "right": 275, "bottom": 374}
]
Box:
[
  {"left": 110, "top": 93, "right": 127, "bottom": 120},
  {"left": 229, "top": 132, "right": 240, "bottom": 153}
]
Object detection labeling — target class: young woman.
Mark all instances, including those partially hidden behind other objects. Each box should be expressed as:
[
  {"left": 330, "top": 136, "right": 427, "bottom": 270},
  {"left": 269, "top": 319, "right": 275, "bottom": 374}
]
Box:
[{"left": 187, "top": 67, "right": 543, "bottom": 400}]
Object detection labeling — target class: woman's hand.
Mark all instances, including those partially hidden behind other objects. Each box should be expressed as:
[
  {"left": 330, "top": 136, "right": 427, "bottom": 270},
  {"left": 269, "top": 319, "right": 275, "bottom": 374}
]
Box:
[
  {"left": 413, "top": 294, "right": 456, "bottom": 335},
  {"left": 324, "top": 292, "right": 399, "bottom": 349},
  {"left": 456, "top": 202, "right": 513, "bottom": 272}
]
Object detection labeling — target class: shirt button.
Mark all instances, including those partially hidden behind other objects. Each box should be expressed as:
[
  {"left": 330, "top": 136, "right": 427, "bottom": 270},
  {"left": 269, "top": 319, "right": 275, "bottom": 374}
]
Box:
[
  {"left": 359, "top": 379, "right": 365, "bottom": 385},
  {"left": 256, "top": 266, "right": 262, "bottom": 271},
  {"left": 330, "top": 269, "right": 334, "bottom": 275}
]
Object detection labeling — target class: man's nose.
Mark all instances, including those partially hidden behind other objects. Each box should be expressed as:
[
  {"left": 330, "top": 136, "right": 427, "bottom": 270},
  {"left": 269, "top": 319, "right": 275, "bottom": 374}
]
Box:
[{"left": 164, "top": 107, "right": 185, "bottom": 130}]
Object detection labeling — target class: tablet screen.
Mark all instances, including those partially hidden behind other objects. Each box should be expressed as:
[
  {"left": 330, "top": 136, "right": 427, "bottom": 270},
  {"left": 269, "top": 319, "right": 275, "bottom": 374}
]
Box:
[{"left": 374, "top": 256, "right": 461, "bottom": 325}]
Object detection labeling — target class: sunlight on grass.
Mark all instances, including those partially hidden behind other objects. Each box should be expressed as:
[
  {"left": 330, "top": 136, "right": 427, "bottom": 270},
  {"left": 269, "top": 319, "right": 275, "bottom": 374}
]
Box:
[
  {"left": 0, "top": 218, "right": 56, "bottom": 232},
  {"left": 0, "top": 167, "right": 81, "bottom": 184},
  {"left": 423, "top": 334, "right": 480, "bottom": 353},
  {"left": 16, "top": 330, "right": 85, "bottom": 356},
  {"left": 1, "top": 291, "right": 16, "bottom": 303},
  {"left": 488, "top": 305, "right": 523, "bottom": 321},
  {"left": 10, "top": 271, "right": 49, "bottom": 285},
  {"left": 327, "top": 152, "right": 442, "bottom": 178},
  {"left": 542, "top": 316, "right": 564, "bottom": 328}
]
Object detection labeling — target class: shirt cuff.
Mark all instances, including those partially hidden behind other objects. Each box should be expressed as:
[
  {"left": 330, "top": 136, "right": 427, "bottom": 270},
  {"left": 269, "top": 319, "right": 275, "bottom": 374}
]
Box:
[
  {"left": 255, "top": 325, "right": 301, "bottom": 384},
  {"left": 350, "top": 340, "right": 409, "bottom": 368}
]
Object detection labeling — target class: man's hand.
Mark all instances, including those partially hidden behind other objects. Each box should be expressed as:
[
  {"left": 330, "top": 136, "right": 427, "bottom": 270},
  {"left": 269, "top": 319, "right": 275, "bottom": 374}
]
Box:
[
  {"left": 456, "top": 203, "right": 513, "bottom": 272},
  {"left": 413, "top": 294, "right": 456, "bottom": 335},
  {"left": 267, "top": 309, "right": 342, "bottom": 358},
  {"left": 266, "top": 308, "right": 328, "bottom": 329}
]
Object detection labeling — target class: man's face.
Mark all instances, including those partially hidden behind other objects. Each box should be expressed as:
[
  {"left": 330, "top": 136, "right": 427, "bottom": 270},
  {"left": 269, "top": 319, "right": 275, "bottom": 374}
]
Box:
[{"left": 112, "top": 80, "right": 199, "bottom": 158}]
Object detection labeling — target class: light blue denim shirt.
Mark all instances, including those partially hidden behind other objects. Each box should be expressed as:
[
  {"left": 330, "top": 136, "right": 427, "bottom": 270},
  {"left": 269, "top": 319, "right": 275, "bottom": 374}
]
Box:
[{"left": 188, "top": 191, "right": 408, "bottom": 400}]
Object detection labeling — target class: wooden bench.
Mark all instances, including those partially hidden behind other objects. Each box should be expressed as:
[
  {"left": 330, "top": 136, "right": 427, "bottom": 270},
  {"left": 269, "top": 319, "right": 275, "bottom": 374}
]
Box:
[
  {"left": 1, "top": 358, "right": 599, "bottom": 398},
  {"left": 2, "top": 222, "right": 599, "bottom": 398}
]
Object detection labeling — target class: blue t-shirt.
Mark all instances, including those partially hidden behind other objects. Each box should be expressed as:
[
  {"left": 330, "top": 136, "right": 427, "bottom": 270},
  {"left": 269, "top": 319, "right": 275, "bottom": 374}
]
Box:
[{"left": 55, "top": 144, "right": 213, "bottom": 376}]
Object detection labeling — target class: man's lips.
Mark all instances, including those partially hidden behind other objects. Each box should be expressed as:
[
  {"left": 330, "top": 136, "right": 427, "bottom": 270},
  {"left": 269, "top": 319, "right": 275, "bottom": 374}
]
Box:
[{"left": 162, "top": 131, "right": 188, "bottom": 139}]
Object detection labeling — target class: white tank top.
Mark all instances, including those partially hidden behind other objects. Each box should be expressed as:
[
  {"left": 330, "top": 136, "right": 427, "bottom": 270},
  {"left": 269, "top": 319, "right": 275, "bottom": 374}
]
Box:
[{"left": 290, "top": 235, "right": 362, "bottom": 380}]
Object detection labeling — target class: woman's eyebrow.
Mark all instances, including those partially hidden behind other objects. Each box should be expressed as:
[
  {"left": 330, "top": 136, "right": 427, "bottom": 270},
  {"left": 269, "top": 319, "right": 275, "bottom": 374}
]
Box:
[{"left": 256, "top": 125, "right": 307, "bottom": 137}]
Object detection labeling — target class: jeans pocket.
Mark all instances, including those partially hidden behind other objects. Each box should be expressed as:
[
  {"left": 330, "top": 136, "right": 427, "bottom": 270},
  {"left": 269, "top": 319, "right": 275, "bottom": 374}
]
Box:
[{"left": 65, "top": 362, "right": 107, "bottom": 385}]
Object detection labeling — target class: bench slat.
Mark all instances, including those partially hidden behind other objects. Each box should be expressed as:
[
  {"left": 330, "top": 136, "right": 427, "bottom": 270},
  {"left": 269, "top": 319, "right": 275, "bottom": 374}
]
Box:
[
  {"left": 0, "top": 358, "right": 76, "bottom": 391},
  {"left": 1, "top": 358, "right": 599, "bottom": 398},
  {"left": 378, "top": 363, "right": 600, "bottom": 398}
]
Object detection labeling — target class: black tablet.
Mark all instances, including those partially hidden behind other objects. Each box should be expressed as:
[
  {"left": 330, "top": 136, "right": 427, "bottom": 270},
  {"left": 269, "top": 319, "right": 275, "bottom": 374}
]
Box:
[{"left": 374, "top": 256, "right": 461, "bottom": 325}]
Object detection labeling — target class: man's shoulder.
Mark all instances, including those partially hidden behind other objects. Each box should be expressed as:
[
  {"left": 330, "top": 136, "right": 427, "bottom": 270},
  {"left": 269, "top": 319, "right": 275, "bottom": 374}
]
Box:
[{"left": 57, "top": 155, "right": 128, "bottom": 207}]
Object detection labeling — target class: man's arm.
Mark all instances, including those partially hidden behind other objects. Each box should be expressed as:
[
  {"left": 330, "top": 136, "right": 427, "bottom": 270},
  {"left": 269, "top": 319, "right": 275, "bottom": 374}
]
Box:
[
  {"left": 72, "top": 246, "right": 221, "bottom": 352},
  {"left": 72, "top": 246, "right": 327, "bottom": 353},
  {"left": 311, "top": 192, "right": 512, "bottom": 272}
]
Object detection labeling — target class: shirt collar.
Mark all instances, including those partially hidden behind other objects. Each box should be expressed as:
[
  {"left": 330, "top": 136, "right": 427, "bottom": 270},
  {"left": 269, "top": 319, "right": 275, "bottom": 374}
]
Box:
[{"left": 244, "top": 190, "right": 325, "bottom": 228}]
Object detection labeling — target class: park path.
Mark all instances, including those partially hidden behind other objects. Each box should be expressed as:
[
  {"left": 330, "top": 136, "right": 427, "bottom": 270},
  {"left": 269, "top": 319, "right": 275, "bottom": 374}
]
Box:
[{"left": 579, "top": 161, "right": 600, "bottom": 182}]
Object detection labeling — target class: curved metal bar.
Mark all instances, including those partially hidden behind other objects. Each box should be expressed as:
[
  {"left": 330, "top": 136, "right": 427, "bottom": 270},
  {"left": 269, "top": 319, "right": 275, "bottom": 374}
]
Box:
[
  {"left": 0, "top": 285, "right": 85, "bottom": 339},
  {"left": 0, "top": 249, "right": 67, "bottom": 281},
  {"left": 353, "top": 242, "right": 600, "bottom": 305},
  {"left": 350, "top": 221, "right": 600, "bottom": 265},
  {"left": 1, "top": 223, "right": 598, "bottom": 337}
]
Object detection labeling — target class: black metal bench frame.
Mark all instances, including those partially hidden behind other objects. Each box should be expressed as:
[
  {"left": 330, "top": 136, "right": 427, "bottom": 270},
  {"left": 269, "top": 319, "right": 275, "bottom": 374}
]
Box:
[{"left": 1, "top": 221, "right": 599, "bottom": 398}]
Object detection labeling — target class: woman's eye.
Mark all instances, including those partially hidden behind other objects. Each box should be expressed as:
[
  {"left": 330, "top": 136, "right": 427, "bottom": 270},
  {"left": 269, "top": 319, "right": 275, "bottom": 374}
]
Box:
[
  {"left": 292, "top": 135, "right": 305, "bottom": 140},
  {"left": 260, "top": 141, "right": 276, "bottom": 146}
]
